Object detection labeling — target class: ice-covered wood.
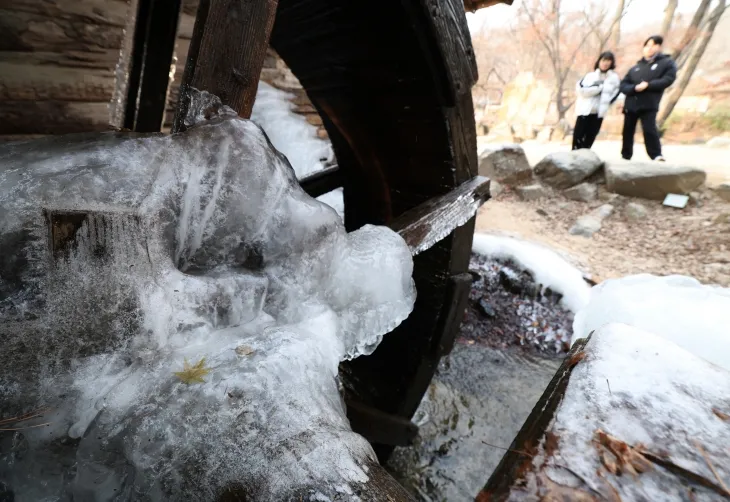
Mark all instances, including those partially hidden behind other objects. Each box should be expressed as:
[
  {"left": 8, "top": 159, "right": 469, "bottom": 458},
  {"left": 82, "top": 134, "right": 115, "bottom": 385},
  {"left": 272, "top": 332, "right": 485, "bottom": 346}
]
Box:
[
  {"left": 173, "top": 0, "right": 279, "bottom": 130},
  {"left": 390, "top": 175, "right": 490, "bottom": 256},
  {"left": 479, "top": 324, "right": 730, "bottom": 501},
  {"left": 0, "top": 105, "right": 418, "bottom": 500}
]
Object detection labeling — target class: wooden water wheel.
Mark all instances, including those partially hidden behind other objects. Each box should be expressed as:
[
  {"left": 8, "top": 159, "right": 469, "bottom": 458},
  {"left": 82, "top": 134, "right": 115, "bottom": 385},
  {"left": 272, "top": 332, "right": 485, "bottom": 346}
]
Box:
[{"left": 0, "top": 0, "right": 501, "bottom": 497}]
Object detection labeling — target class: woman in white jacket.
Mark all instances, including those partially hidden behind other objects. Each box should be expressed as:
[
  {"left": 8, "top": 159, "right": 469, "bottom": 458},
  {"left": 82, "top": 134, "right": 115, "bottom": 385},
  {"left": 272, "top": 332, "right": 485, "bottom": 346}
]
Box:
[{"left": 573, "top": 52, "right": 621, "bottom": 150}]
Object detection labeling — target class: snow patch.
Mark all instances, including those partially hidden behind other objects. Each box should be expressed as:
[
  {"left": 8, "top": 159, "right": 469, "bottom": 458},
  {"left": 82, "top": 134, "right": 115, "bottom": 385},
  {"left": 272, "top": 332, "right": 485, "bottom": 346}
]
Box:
[
  {"left": 471, "top": 233, "right": 590, "bottom": 313},
  {"left": 251, "top": 81, "right": 333, "bottom": 179},
  {"left": 527, "top": 323, "right": 730, "bottom": 501},
  {"left": 573, "top": 274, "right": 730, "bottom": 372}
]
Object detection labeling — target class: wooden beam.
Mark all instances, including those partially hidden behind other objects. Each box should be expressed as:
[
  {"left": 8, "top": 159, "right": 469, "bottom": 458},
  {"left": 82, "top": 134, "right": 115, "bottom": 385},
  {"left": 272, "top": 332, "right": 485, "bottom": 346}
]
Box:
[
  {"left": 464, "top": 0, "right": 514, "bottom": 12},
  {"left": 390, "top": 176, "right": 490, "bottom": 256},
  {"left": 172, "top": 0, "right": 278, "bottom": 132},
  {"left": 345, "top": 398, "right": 419, "bottom": 447},
  {"left": 299, "top": 165, "right": 344, "bottom": 198},
  {"left": 477, "top": 337, "right": 591, "bottom": 500},
  {"left": 124, "top": 0, "right": 183, "bottom": 132}
]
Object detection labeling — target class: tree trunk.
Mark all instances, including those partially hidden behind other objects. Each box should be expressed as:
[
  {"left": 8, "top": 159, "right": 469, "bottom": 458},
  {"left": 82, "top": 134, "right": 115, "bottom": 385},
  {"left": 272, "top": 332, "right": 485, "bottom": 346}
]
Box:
[
  {"left": 672, "top": 0, "right": 712, "bottom": 64},
  {"left": 609, "top": 0, "right": 625, "bottom": 51},
  {"left": 660, "top": 0, "right": 679, "bottom": 38},
  {"left": 658, "top": 0, "right": 726, "bottom": 129}
]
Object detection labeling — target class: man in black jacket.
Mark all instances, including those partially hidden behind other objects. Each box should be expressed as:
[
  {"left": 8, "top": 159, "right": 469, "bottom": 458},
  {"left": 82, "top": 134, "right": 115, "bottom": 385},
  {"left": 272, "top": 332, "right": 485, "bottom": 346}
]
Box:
[{"left": 619, "top": 35, "right": 677, "bottom": 161}]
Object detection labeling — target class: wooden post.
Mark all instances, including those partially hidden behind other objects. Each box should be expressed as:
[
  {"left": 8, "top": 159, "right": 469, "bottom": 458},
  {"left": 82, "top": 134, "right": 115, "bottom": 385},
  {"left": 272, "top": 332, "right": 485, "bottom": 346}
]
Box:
[
  {"left": 172, "top": 0, "right": 279, "bottom": 132},
  {"left": 124, "top": 0, "right": 183, "bottom": 132}
]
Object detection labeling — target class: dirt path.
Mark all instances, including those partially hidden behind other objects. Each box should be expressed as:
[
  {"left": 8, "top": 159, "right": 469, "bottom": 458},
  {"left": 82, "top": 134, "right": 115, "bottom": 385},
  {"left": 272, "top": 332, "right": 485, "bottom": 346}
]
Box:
[{"left": 475, "top": 189, "right": 730, "bottom": 287}]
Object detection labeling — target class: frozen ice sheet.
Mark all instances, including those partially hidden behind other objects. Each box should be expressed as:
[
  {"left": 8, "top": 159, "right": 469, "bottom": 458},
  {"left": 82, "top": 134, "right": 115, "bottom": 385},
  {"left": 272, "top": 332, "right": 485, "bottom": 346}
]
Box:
[
  {"left": 0, "top": 99, "right": 415, "bottom": 500},
  {"left": 573, "top": 274, "right": 730, "bottom": 371}
]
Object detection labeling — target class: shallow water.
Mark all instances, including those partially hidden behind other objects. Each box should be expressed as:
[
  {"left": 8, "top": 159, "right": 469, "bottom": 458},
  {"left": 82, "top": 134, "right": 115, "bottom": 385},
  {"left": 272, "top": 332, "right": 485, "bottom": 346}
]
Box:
[{"left": 387, "top": 342, "right": 562, "bottom": 502}]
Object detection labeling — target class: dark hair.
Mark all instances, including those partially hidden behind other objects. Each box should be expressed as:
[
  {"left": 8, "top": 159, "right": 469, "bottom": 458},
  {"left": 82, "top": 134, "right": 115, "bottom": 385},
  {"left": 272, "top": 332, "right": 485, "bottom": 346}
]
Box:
[
  {"left": 644, "top": 35, "right": 664, "bottom": 46},
  {"left": 594, "top": 51, "right": 616, "bottom": 71}
]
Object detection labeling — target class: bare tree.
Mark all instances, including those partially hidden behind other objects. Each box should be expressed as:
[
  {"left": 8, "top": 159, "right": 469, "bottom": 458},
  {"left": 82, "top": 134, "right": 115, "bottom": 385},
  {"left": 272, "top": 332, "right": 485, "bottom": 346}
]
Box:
[
  {"left": 660, "top": 0, "right": 679, "bottom": 38},
  {"left": 609, "top": 0, "right": 626, "bottom": 51},
  {"left": 520, "top": 0, "right": 607, "bottom": 122},
  {"left": 672, "top": 0, "right": 712, "bottom": 64},
  {"left": 658, "top": 0, "right": 728, "bottom": 127}
]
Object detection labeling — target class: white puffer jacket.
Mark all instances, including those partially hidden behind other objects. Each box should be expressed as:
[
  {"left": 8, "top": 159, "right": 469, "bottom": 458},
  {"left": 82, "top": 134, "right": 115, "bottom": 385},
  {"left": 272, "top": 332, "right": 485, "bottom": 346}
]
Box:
[{"left": 575, "top": 70, "right": 621, "bottom": 118}]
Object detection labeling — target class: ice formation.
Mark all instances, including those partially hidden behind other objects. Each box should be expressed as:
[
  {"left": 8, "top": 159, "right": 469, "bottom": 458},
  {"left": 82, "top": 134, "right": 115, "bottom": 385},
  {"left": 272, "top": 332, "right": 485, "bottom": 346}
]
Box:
[
  {"left": 0, "top": 98, "right": 415, "bottom": 500},
  {"left": 471, "top": 234, "right": 590, "bottom": 313},
  {"left": 573, "top": 274, "right": 730, "bottom": 371},
  {"left": 514, "top": 323, "right": 730, "bottom": 501},
  {"left": 250, "top": 81, "right": 343, "bottom": 220}
]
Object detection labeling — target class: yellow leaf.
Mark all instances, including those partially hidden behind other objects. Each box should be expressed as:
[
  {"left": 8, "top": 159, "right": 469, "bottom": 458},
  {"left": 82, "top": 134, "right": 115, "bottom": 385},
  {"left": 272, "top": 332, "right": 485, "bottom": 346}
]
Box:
[{"left": 174, "top": 357, "right": 211, "bottom": 384}]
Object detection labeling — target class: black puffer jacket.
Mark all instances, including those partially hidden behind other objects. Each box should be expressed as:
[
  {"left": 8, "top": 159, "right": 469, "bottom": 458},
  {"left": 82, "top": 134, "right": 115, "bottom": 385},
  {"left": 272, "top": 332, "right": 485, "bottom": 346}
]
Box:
[{"left": 620, "top": 53, "right": 677, "bottom": 112}]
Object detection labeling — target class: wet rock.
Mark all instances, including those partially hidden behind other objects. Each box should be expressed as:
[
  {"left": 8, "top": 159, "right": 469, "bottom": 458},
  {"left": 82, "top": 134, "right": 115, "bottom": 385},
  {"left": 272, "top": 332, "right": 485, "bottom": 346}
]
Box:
[
  {"left": 569, "top": 204, "right": 614, "bottom": 238},
  {"left": 605, "top": 162, "right": 706, "bottom": 200},
  {"left": 459, "top": 254, "right": 575, "bottom": 354},
  {"left": 477, "top": 298, "right": 496, "bottom": 318},
  {"left": 564, "top": 182, "right": 597, "bottom": 202},
  {"left": 478, "top": 144, "right": 533, "bottom": 186},
  {"left": 625, "top": 202, "right": 648, "bottom": 222},
  {"left": 516, "top": 184, "right": 550, "bottom": 201},
  {"left": 714, "top": 183, "right": 730, "bottom": 202},
  {"left": 534, "top": 150, "right": 603, "bottom": 189}
]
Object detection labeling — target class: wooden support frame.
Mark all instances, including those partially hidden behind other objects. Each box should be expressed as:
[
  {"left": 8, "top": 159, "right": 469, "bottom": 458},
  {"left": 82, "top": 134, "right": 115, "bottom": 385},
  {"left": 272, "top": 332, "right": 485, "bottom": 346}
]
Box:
[
  {"left": 299, "top": 165, "right": 344, "bottom": 198},
  {"left": 173, "top": 0, "right": 279, "bottom": 132},
  {"left": 124, "top": 0, "right": 183, "bottom": 132}
]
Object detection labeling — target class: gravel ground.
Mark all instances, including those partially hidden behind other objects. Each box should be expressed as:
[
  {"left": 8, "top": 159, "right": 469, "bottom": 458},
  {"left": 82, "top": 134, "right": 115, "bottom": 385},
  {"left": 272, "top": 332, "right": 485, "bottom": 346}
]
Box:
[
  {"left": 459, "top": 253, "right": 575, "bottom": 354},
  {"left": 476, "top": 186, "right": 730, "bottom": 287}
]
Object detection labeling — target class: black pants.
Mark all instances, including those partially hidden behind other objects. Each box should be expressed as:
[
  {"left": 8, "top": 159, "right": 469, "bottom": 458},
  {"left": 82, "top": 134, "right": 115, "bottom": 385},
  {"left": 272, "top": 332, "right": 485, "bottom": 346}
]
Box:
[
  {"left": 622, "top": 110, "right": 662, "bottom": 160},
  {"left": 572, "top": 114, "right": 603, "bottom": 150}
]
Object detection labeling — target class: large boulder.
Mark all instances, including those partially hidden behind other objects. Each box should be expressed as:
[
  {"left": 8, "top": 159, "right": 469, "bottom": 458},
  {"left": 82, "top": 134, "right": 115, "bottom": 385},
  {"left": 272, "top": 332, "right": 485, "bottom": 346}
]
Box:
[
  {"left": 533, "top": 149, "right": 603, "bottom": 189},
  {"left": 478, "top": 144, "right": 533, "bottom": 185},
  {"left": 605, "top": 162, "right": 706, "bottom": 200}
]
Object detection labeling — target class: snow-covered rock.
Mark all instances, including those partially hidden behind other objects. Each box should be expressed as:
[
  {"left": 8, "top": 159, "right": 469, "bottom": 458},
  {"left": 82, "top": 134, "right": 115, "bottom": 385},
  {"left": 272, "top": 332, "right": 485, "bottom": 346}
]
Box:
[
  {"left": 605, "top": 162, "right": 706, "bottom": 200},
  {"left": 477, "top": 144, "right": 533, "bottom": 186},
  {"left": 533, "top": 149, "right": 603, "bottom": 189},
  {"left": 573, "top": 274, "right": 730, "bottom": 371}
]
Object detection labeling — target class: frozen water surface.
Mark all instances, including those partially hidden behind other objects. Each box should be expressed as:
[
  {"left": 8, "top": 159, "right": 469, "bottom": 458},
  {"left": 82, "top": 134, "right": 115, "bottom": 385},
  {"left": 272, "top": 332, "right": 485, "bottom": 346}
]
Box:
[{"left": 0, "top": 96, "right": 415, "bottom": 500}]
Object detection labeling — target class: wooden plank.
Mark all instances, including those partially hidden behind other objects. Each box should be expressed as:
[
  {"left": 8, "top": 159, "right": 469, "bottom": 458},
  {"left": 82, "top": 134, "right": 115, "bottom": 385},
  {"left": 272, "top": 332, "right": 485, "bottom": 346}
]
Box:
[
  {"left": 463, "top": 0, "right": 514, "bottom": 12},
  {"left": 0, "top": 61, "right": 114, "bottom": 102},
  {"left": 123, "top": 0, "right": 182, "bottom": 132},
  {"left": 299, "top": 165, "right": 343, "bottom": 198},
  {"left": 0, "top": 101, "right": 111, "bottom": 134},
  {"left": 345, "top": 398, "right": 419, "bottom": 447},
  {"left": 390, "top": 176, "right": 489, "bottom": 255},
  {"left": 478, "top": 337, "right": 592, "bottom": 500},
  {"left": 172, "top": 0, "right": 279, "bottom": 131}
]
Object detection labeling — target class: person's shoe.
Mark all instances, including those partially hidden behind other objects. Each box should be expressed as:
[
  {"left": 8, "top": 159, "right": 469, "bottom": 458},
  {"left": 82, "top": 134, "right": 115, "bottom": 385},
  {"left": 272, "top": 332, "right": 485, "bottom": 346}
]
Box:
[{"left": 654, "top": 156, "right": 666, "bottom": 162}]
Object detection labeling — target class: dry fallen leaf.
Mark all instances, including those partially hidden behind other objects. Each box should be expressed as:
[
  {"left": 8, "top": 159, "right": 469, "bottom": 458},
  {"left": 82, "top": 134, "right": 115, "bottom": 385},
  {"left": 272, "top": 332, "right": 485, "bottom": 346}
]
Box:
[
  {"left": 235, "top": 345, "right": 255, "bottom": 357},
  {"left": 712, "top": 408, "right": 730, "bottom": 422},
  {"left": 174, "top": 357, "right": 211, "bottom": 384}
]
